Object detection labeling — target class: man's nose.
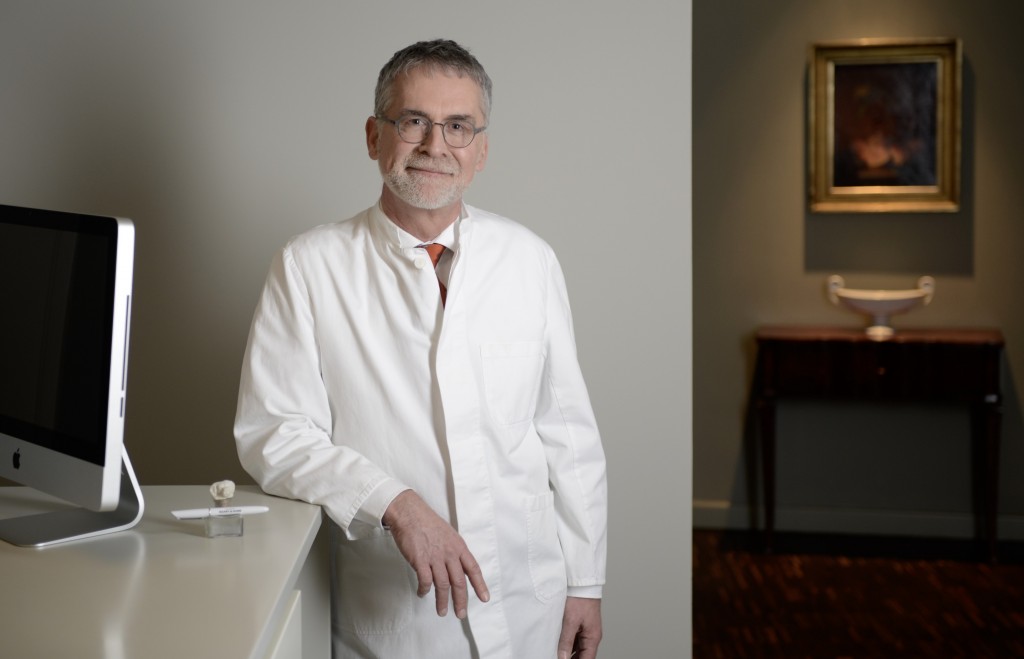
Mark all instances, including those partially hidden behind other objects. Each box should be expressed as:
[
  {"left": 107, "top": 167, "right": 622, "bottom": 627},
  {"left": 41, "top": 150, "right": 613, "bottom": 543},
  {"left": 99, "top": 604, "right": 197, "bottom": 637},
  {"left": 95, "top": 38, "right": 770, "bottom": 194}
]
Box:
[{"left": 418, "top": 123, "right": 449, "bottom": 155}]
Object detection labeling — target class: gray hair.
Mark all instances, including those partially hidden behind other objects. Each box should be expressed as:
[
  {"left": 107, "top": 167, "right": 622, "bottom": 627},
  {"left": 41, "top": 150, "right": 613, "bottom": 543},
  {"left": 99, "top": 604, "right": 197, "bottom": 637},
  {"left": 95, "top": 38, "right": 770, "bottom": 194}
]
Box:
[{"left": 374, "top": 39, "right": 492, "bottom": 123}]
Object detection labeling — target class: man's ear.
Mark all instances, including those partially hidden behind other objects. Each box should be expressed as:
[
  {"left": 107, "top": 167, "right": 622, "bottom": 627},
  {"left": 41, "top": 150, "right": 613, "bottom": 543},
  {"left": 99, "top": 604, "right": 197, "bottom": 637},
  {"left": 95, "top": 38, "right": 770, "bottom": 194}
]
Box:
[
  {"left": 474, "top": 133, "right": 488, "bottom": 172},
  {"left": 366, "top": 116, "right": 380, "bottom": 160}
]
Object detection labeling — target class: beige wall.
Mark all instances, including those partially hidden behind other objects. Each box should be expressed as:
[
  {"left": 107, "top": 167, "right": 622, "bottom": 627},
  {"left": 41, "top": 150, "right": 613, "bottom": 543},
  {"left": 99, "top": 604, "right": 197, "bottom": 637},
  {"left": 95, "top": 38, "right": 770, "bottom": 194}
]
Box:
[
  {"left": 0, "top": 1, "right": 693, "bottom": 655},
  {"left": 694, "top": 0, "right": 1024, "bottom": 538}
]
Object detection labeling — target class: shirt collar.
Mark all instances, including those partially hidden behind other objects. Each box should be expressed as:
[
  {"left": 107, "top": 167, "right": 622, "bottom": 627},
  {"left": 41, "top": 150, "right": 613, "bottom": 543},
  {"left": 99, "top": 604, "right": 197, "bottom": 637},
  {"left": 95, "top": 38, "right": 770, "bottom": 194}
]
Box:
[
  {"left": 427, "top": 220, "right": 458, "bottom": 251},
  {"left": 371, "top": 200, "right": 465, "bottom": 251}
]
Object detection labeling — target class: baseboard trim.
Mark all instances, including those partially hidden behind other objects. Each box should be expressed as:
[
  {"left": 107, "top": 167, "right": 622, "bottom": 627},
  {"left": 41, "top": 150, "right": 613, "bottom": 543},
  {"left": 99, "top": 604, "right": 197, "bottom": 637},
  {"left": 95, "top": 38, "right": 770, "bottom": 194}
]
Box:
[{"left": 693, "top": 499, "right": 1024, "bottom": 540}]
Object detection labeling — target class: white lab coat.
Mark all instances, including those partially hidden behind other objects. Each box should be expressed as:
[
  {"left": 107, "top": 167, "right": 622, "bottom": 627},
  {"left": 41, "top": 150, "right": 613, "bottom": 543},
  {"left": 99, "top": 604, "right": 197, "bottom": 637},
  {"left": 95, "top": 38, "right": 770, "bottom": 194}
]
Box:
[{"left": 234, "top": 203, "right": 607, "bottom": 658}]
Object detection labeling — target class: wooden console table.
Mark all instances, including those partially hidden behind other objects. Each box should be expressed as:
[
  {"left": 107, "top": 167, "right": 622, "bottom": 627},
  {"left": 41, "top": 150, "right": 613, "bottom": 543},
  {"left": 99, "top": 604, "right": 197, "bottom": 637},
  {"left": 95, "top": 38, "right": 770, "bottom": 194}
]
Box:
[{"left": 752, "top": 326, "right": 1004, "bottom": 561}]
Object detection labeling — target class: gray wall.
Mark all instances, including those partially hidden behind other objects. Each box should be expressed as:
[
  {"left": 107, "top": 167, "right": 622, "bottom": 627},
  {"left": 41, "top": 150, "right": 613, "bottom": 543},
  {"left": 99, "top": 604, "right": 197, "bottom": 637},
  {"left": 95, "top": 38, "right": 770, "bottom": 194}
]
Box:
[
  {"left": 694, "top": 0, "right": 1024, "bottom": 539},
  {"left": 0, "top": 2, "right": 693, "bottom": 656}
]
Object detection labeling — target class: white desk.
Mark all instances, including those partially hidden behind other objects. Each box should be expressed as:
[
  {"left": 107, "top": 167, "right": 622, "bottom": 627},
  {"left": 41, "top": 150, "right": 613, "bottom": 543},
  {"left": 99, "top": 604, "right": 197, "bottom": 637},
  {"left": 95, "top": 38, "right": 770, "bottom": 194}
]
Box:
[{"left": 0, "top": 485, "right": 329, "bottom": 659}]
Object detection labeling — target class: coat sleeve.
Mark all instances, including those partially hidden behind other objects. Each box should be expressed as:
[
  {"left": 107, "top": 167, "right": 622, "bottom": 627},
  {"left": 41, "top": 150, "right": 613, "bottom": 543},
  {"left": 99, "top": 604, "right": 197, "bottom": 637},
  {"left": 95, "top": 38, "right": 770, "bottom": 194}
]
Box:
[
  {"left": 234, "top": 246, "right": 408, "bottom": 537},
  {"left": 533, "top": 250, "right": 608, "bottom": 597}
]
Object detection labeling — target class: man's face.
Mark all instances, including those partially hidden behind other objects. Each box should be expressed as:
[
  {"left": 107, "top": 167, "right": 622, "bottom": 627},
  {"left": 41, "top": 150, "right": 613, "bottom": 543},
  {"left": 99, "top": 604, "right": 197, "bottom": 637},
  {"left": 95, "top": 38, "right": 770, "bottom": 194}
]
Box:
[{"left": 367, "top": 68, "right": 489, "bottom": 214}]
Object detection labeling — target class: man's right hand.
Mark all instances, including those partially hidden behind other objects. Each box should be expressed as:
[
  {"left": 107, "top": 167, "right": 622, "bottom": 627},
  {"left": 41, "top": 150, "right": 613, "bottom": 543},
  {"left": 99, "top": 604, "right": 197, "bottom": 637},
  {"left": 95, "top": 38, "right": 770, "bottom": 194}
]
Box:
[{"left": 382, "top": 490, "right": 491, "bottom": 619}]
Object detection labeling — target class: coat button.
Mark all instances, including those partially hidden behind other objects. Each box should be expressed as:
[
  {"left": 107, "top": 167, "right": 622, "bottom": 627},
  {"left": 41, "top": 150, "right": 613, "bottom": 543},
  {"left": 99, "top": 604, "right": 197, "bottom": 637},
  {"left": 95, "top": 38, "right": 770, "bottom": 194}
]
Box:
[{"left": 414, "top": 256, "right": 428, "bottom": 269}]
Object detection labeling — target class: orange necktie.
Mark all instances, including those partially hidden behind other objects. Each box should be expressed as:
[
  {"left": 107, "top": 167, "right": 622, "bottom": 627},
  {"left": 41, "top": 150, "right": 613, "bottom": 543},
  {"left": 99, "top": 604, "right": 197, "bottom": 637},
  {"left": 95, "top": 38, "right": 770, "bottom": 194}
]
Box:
[{"left": 421, "top": 243, "right": 447, "bottom": 306}]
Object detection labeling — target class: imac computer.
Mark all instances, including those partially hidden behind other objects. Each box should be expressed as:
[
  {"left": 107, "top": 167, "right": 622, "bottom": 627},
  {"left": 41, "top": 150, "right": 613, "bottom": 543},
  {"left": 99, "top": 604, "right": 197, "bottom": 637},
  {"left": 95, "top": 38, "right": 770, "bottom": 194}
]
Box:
[{"left": 0, "top": 203, "right": 144, "bottom": 547}]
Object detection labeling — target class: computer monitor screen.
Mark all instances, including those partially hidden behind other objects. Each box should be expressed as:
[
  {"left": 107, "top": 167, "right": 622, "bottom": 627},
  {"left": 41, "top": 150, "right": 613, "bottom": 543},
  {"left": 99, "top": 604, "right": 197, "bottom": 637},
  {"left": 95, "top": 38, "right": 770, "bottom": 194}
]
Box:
[{"left": 0, "top": 204, "right": 143, "bottom": 547}]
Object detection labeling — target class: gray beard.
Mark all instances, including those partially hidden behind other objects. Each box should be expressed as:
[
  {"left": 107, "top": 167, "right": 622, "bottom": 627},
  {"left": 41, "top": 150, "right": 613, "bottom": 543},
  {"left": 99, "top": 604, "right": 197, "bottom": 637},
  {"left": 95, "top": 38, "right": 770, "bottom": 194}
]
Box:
[{"left": 382, "top": 158, "right": 466, "bottom": 210}]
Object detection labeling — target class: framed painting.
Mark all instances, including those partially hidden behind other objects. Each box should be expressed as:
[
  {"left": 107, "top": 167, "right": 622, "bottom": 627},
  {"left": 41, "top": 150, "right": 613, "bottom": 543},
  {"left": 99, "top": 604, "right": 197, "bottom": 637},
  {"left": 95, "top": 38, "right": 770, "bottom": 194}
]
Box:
[{"left": 808, "top": 38, "right": 962, "bottom": 213}]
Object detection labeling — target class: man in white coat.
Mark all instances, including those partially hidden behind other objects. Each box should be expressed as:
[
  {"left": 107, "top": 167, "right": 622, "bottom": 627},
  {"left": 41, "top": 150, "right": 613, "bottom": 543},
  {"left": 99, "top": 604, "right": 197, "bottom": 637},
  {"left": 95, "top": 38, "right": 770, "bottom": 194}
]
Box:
[{"left": 235, "top": 39, "right": 607, "bottom": 659}]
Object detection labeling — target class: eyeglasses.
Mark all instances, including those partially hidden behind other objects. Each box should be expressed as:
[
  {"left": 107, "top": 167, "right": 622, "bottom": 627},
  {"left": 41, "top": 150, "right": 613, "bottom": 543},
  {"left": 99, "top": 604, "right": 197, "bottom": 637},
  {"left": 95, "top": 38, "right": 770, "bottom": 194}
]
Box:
[{"left": 377, "top": 113, "right": 486, "bottom": 148}]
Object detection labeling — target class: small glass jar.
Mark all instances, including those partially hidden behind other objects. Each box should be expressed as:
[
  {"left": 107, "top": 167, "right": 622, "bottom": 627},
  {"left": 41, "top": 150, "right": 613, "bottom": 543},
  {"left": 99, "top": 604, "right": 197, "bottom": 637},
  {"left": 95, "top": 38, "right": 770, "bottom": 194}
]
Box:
[{"left": 205, "top": 512, "right": 244, "bottom": 537}]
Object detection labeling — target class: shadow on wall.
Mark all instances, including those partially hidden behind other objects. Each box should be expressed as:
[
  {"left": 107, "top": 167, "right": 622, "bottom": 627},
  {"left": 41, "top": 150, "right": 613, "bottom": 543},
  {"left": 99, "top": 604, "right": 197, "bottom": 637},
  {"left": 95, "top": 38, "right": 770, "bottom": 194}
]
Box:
[{"left": 803, "top": 61, "right": 976, "bottom": 276}]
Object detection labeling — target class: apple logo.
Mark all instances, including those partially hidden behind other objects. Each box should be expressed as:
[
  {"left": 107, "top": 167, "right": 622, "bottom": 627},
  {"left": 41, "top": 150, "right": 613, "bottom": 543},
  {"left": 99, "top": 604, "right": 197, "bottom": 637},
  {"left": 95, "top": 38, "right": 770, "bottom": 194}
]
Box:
[{"left": 12, "top": 449, "right": 20, "bottom": 470}]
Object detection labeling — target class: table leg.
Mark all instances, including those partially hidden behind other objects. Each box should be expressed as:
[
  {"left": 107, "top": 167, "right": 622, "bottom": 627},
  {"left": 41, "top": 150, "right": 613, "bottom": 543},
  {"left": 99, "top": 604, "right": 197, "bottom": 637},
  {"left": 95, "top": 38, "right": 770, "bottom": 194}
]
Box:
[
  {"left": 757, "top": 396, "right": 776, "bottom": 553},
  {"left": 973, "top": 398, "right": 1002, "bottom": 563}
]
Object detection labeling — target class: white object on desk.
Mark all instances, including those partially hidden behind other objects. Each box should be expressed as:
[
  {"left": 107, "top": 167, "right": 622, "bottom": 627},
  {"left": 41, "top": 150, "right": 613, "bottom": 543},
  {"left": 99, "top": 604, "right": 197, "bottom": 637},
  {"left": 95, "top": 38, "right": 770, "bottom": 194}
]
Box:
[{"left": 172, "top": 505, "right": 270, "bottom": 520}]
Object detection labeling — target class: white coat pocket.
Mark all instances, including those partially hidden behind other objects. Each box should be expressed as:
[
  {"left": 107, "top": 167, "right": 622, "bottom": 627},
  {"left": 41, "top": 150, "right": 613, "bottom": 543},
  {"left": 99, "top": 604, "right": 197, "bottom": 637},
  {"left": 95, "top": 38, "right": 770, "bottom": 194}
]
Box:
[
  {"left": 481, "top": 341, "right": 544, "bottom": 426},
  {"left": 526, "top": 490, "right": 567, "bottom": 603},
  {"left": 335, "top": 533, "right": 417, "bottom": 635}
]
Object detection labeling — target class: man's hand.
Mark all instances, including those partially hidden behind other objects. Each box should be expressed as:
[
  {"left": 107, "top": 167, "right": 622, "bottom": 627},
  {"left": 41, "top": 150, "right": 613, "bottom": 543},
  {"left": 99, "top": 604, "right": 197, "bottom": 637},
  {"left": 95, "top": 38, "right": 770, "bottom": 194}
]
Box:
[
  {"left": 382, "top": 490, "right": 490, "bottom": 618},
  {"left": 558, "top": 596, "right": 602, "bottom": 659}
]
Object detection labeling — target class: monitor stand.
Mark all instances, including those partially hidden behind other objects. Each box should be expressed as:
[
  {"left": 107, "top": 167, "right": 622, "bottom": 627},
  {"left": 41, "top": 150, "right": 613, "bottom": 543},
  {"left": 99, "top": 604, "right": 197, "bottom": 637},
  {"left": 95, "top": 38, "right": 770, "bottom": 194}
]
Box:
[{"left": 0, "top": 447, "right": 145, "bottom": 548}]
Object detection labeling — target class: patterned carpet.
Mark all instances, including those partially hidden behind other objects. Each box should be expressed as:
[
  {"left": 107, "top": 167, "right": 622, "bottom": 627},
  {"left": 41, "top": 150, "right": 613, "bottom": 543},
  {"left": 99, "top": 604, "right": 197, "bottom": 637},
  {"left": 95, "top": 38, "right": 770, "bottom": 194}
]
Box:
[{"left": 693, "top": 530, "right": 1024, "bottom": 658}]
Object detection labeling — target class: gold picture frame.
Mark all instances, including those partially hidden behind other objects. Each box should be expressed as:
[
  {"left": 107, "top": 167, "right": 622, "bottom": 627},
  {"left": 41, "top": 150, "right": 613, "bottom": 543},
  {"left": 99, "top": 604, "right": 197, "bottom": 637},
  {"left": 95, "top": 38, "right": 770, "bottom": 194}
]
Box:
[{"left": 808, "top": 37, "right": 962, "bottom": 213}]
